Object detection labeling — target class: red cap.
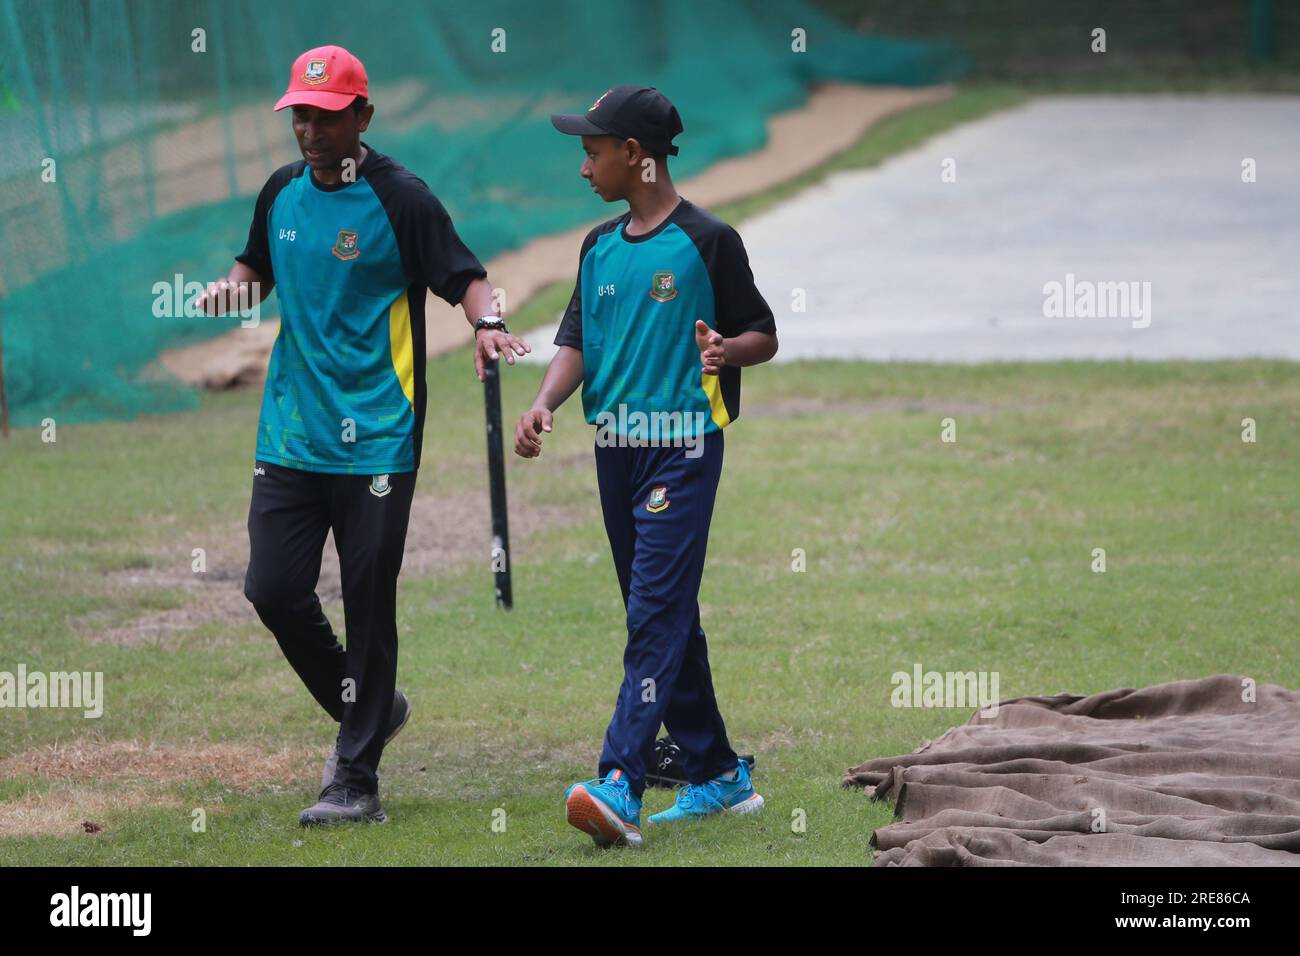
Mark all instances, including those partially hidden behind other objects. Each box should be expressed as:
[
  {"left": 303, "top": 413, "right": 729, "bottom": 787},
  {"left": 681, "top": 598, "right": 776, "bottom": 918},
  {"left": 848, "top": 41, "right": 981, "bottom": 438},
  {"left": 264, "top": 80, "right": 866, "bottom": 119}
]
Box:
[{"left": 274, "top": 45, "right": 368, "bottom": 112}]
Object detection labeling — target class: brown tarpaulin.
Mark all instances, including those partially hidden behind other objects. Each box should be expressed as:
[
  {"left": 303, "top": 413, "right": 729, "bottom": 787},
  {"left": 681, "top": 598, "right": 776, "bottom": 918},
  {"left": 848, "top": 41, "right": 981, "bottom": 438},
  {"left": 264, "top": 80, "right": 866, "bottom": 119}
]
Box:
[{"left": 843, "top": 675, "right": 1300, "bottom": 866}]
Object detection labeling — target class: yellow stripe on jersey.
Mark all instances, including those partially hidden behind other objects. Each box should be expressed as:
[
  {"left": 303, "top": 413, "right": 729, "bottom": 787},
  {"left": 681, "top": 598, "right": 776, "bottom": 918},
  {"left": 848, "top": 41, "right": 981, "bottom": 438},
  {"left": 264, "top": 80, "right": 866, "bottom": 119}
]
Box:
[
  {"left": 389, "top": 291, "right": 416, "bottom": 409},
  {"left": 702, "top": 371, "right": 731, "bottom": 430}
]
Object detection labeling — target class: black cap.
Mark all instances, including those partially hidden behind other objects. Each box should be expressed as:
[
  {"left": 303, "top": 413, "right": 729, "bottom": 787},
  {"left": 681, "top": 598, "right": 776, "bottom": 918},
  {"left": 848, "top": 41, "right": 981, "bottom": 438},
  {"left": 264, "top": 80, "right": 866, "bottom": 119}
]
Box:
[{"left": 551, "top": 85, "right": 683, "bottom": 157}]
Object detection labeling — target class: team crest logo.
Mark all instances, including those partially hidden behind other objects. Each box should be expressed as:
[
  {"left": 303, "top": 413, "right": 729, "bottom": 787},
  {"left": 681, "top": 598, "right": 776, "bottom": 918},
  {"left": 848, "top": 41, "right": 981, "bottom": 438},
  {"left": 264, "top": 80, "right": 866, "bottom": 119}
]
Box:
[
  {"left": 646, "top": 484, "right": 670, "bottom": 513},
  {"left": 588, "top": 89, "right": 613, "bottom": 112},
  {"left": 332, "top": 229, "right": 360, "bottom": 261},
  {"left": 303, "top": 59, "right": 329, "bottom": 85},
  {"left": 370, "top": 474, "right": 391, "bottom": 498},
  {"left": 649, "top": 271, "right": 677, "bottom": 302}
]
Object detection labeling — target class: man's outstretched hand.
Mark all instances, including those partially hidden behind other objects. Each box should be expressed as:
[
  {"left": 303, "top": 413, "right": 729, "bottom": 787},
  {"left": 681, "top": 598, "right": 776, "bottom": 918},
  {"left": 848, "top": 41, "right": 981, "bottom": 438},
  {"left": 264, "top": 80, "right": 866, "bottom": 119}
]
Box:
[
  {"left": 695, "top": 320, "right": 726, "bottom": 375},
  {"left": 514, "top": 406, "right": 553, "bottom": 458},
  {"left": 475, "top": 329, "right": 531, "bottom": 382}
]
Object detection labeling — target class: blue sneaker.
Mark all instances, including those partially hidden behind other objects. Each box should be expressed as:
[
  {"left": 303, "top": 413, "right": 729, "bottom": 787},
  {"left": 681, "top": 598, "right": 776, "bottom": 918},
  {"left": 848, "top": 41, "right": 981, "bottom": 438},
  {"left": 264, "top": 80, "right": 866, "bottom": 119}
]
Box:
[
  {"left": 647, "top": 760, "right": 764, "bottom": 825},
  {"left": 565, "top": 768, "right": 643, "bottom": 847}
]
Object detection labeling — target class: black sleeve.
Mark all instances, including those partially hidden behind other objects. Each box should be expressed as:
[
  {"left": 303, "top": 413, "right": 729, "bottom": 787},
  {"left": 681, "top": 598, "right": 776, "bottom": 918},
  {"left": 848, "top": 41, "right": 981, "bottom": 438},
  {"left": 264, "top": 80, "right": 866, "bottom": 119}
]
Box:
[
  {"left": 234, "top": 168, "right": 294, "bottom": 283},
  {"left": 553, "top": 226, "right": 603, "bottom": 350},
  {"left": 553, "top": 282, "right": 583, "bottom": 350},
  {"left": 710, "top": 225, "right": 776, "bottom": 338},
  {"left": 383, "top": 176, "right": 487, "bottom": 306}
]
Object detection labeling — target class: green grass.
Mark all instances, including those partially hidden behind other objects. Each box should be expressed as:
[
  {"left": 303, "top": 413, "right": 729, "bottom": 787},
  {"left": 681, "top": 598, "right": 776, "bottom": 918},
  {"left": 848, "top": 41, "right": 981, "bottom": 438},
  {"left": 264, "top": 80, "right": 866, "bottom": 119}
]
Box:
[{"left": 0, "top": 356, "right": 1297, "bottom": 865}]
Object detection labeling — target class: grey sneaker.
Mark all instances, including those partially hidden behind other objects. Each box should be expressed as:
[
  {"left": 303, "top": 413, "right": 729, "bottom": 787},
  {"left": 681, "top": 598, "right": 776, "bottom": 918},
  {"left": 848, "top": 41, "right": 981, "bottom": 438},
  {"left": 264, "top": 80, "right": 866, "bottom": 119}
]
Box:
[
  {"left": 299, "top": 784, "right": 387, "bottom": 827},
  {"left": 320, "top": 689, "right": 413, "bottom": 791}
]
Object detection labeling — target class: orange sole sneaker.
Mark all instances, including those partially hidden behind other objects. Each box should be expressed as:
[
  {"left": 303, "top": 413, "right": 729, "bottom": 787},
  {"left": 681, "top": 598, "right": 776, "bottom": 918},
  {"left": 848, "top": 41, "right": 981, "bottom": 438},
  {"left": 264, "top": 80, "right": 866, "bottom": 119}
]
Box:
[{"left": 565, "top": 785, "right": 643, "bottom": 847}]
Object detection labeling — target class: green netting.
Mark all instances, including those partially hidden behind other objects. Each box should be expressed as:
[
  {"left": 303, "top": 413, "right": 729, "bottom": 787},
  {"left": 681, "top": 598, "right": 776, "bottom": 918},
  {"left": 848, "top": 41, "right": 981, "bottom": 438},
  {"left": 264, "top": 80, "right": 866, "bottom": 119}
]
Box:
[
  {"left": 821, "top": 0, "right": 1299, "bottom": 77},
  {"left": 0, "top": 0, "right": 964, "bottom": 427}
]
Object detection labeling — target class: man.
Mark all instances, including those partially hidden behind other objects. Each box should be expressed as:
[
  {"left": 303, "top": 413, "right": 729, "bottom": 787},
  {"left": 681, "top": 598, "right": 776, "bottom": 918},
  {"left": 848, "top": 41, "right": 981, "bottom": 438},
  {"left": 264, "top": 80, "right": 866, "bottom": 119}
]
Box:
[
  {"left": 515, "top": 85, "right": 778, "bottom": 847},
  {"left": 197, "top": 45, "right": 529, "bottom": 826}
]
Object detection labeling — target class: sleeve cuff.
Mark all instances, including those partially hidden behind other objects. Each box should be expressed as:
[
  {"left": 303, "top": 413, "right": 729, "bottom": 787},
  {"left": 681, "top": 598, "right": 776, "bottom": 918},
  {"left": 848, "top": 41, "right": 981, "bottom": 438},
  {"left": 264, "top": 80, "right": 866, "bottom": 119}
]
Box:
[
  {"left": 438, "top": 266, "right": 488, "bottom": 306},
  {"left": 234, "top": 253, "right": 271, "bottom": 283}
]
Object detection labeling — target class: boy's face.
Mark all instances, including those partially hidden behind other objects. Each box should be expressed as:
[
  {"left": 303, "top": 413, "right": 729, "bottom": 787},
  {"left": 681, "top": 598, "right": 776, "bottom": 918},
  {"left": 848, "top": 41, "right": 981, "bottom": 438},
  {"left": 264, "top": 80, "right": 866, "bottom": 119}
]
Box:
[
  {"left": 580, "top": 134, "right": 637, "bottom": 201},
  {"left": 292, "top": 103, "right": 372, "bottom": 171}
]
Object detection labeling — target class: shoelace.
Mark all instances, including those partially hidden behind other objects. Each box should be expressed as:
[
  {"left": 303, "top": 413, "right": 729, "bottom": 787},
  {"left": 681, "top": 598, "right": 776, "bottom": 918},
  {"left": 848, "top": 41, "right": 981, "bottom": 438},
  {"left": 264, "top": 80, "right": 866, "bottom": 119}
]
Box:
[
  {"left": 675, "top": 781, "right": 727, "bottom": 814},
  {"left": 576, "top": 775, "right": 624, "bottom": 794},
  {"left": 591, "top": 774, "right": 639, "bottom": 812}
]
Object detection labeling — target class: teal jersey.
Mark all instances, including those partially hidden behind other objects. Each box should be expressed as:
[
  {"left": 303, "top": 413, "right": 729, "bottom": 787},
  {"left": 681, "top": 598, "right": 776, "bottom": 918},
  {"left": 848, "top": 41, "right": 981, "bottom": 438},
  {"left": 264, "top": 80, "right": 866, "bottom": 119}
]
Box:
[
  {"left": 554, "top": 199, "right": 774, "bottom": 439},
  {"left": 236, "top": 143, "right": 485, "bottom": 474}
]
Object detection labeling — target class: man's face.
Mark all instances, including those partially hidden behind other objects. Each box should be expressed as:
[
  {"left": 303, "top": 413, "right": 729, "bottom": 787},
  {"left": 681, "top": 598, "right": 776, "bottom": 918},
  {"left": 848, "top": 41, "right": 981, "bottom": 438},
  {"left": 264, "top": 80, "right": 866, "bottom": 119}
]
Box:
[
  {"left": 291, "top": 103, "right": 370, "bottom": 170},
  {"left": 580, "top": 134, "right": 634, "bottom": 201}
]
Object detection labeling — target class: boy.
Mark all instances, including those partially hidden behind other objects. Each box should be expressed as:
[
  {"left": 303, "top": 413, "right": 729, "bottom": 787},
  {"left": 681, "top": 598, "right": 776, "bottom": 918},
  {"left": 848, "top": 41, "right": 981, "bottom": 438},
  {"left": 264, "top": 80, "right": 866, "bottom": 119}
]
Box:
[
  {"left": 196, "top": 45, "right": 528, "bottom": 826},
  {"left": 515, "top": 85, "right": 778, "bottom": 846}
]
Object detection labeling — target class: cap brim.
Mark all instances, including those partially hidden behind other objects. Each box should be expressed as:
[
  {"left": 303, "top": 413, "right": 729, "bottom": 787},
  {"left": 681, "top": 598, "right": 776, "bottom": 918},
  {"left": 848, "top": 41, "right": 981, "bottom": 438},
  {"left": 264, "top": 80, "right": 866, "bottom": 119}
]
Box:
[
  {"left": 550, "top": 113, "right": 608, "bottom": 137},
  {"left": 274, "top": 89, "right": 358, "bottom": 112}
]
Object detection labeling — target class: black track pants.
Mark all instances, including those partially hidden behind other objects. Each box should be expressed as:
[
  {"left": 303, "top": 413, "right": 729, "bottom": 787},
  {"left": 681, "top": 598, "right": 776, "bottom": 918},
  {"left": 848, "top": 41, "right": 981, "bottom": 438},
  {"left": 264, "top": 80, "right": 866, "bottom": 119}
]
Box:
[{"left": 243, "top": 460, "right": 416, "bottom": 794}]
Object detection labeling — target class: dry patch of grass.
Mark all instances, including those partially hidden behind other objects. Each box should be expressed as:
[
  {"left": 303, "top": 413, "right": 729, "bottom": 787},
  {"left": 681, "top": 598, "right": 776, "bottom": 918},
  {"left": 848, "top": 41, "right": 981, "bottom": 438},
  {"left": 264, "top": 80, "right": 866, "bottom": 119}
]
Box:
[
  {"left": 82, "top": 491, "right": 580, "bottom": 647},
  {"left": 0, "top": 786, "right": 186, "bottom": 839},
  {"left": 0, "top": 738, "right": 319, "bottom": 838},
  {"left": 0, "top": 738, "right": 316, "bottom": 787}
]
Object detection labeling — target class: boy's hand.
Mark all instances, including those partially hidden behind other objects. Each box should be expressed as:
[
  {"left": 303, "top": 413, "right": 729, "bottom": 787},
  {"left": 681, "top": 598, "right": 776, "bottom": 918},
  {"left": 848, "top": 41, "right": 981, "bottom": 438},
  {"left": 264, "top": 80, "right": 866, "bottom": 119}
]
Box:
[
  {"left": 695, "top": 320, "right": 726, "bottom": 375},
  {"left": 475, "top": 328, "right": 531, "bottom": 382},
  {"left": 515, "top": 406, "right": 553, "bottom": 458}
]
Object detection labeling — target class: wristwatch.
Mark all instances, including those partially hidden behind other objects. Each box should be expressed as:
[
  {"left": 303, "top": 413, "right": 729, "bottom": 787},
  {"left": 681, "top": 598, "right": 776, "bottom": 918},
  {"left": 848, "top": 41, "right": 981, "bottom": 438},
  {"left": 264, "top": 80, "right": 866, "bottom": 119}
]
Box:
[{"left": 474, "top": 316, "right": 507, "bottom": 334}]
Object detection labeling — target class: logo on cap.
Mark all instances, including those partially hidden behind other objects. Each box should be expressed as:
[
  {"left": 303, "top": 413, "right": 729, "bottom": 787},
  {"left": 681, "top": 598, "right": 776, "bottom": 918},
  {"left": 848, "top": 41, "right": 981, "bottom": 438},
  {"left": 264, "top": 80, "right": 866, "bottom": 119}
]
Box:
[
  {"left": 303, "top": 58, "right": 329, "bottom": 85},
  {"left": 332, "top": 229, "right": 360, "bottom": 261},
  {"left": 649, "top": 271, "right": 677, "bottom": 302},
  {"left": 588, "top": 89, "right": 613, "bottom": 112}
]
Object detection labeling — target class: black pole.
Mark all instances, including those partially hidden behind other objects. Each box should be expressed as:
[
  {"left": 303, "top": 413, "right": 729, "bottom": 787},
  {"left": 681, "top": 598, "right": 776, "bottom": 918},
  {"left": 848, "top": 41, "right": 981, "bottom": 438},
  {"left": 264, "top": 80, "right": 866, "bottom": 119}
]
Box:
[{"left": 483, "top": 357, "right": 513, "bottom": 609}]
